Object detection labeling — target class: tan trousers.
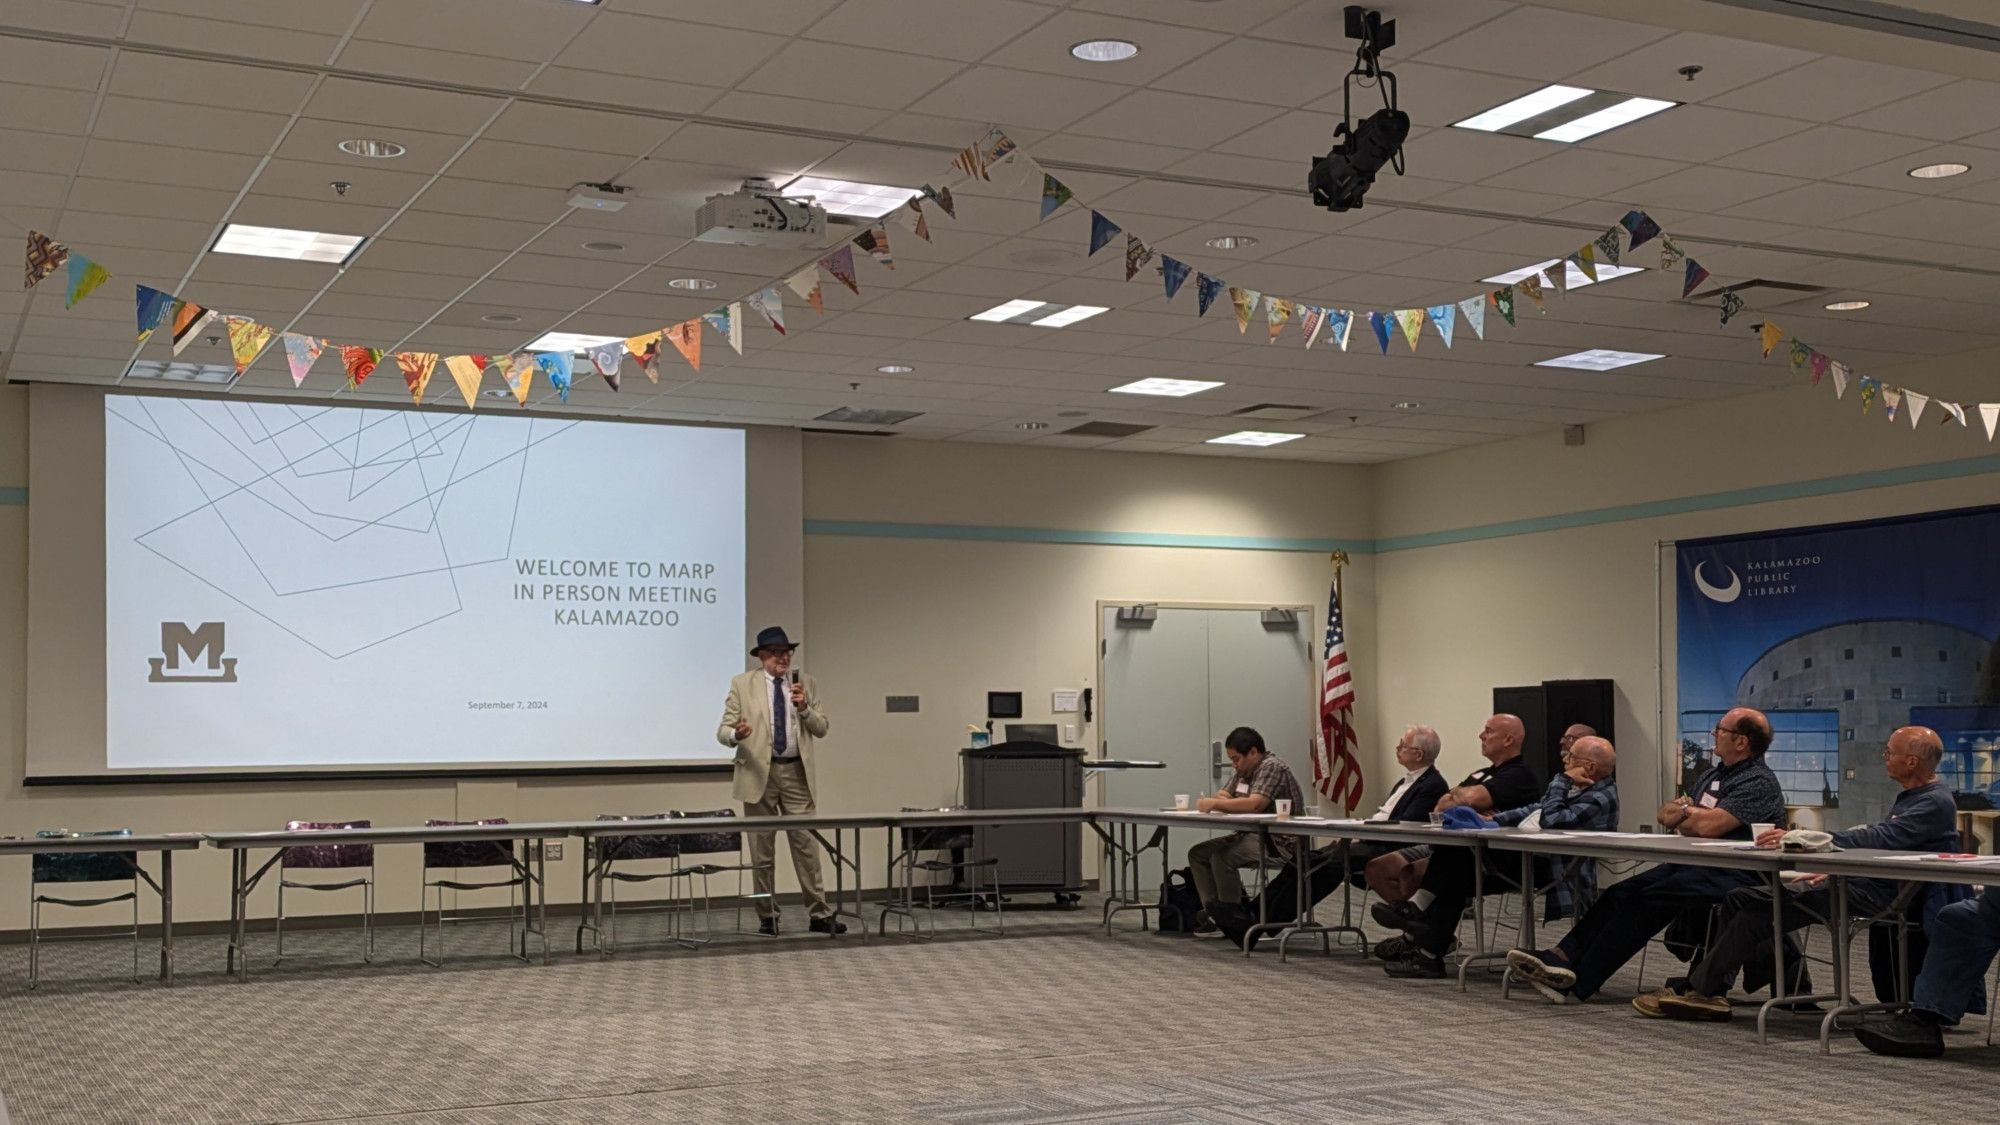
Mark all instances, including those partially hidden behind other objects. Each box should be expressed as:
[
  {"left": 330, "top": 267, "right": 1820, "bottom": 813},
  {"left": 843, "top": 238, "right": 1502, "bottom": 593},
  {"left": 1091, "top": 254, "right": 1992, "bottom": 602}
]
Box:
[
  {"left": 745, "top": 759, "right": 828, "bottom": 920},
  {"left": 1187, "top": 831, "right": 1266, "bottom": 909}
]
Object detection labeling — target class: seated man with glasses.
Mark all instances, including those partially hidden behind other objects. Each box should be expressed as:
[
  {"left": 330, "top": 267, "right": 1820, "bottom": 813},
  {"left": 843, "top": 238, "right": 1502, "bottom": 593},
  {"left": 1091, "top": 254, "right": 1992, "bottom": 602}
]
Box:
[
  {"left": 1509, "top": 707, "right": 1785, "bottom": 1004},
  {"left": 1649, "top": 725, "right": 1960, "bottom": 1020}
]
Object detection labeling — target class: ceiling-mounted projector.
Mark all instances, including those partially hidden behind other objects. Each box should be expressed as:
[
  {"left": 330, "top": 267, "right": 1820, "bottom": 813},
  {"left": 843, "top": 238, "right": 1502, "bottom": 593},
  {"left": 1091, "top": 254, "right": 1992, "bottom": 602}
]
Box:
[{"left": 694, "top": 179, "right": 830, "bottom": 248}]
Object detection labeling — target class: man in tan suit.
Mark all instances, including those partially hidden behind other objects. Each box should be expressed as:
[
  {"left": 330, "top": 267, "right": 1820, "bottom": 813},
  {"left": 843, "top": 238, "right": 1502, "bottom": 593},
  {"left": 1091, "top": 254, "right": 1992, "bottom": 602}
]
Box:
[{"left": 717, "top": 626, "right": 840, "bottom": 934}]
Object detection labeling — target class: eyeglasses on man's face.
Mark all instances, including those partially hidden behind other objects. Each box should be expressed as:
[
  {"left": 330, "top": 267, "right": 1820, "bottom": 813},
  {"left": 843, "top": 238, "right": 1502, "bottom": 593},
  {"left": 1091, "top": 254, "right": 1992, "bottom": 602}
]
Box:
[{"left": 1712, "top": 725, "right": 1741, "bottom": 741}]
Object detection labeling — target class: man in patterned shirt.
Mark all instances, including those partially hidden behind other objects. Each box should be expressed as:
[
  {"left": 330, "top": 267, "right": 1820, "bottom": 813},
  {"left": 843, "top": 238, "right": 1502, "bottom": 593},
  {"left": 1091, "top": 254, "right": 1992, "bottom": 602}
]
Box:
[{"left": 1187, "top": 726, "right": 1305, "bottom": 937}]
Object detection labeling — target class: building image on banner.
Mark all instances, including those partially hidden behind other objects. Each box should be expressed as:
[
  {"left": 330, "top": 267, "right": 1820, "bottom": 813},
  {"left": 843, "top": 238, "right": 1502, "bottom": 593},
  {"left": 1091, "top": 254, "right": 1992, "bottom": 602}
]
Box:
[{"left": 1676, "top": 505, "right": 2000, "bottom": 829}]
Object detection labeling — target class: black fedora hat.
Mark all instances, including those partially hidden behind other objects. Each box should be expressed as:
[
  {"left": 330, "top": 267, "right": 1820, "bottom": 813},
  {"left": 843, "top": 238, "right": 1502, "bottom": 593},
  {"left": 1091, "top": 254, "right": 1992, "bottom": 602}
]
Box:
[{"left": 750, "top": 626, "right": 799, "bottom": 656}]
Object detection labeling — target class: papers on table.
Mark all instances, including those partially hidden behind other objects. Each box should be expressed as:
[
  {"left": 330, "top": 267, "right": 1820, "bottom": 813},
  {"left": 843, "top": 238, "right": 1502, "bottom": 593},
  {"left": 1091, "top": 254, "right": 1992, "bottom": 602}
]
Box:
[{"left": 1688, "top": 840, "right": 1761, "bottom": 850}]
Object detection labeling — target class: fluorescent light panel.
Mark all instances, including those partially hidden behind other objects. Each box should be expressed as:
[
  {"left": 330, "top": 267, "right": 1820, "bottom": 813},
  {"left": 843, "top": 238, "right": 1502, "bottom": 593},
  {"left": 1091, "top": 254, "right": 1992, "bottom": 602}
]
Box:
[
  {"left": 525, "top": 331, "right": 622, "bottom": 353},
  {"left": 1453, "top": 84, "right": 1679, "bottom": 143},
  {"left": 125, "top": 360, "right": 235, "bottom": 384},
  {"left": 1109, "top": 378, "right": 1224, "bottom": 398},
  {"left": 1482, "top": 259, "right": 1646, "bottom": 290},
  {"left": 1534, "top": 96, "right": 1676, "bottom": 142},
  {"left": 1207, "top": 430, "right": 1303, "bottom": 447},
  {"left": 969, "top": 300, "right": 1108, "bottom": 327},
  {"left": 1454, "top": 85, "right": 1592, "bottom": 132},
  {"left": 1031, "top": 304, "right": 1108, "bottom": 327},
  {"left": 786, "top": 175, "right": 920, "bottom": 218},
  {"left": 212, "top": 224, "right": 364, "bottom": 263},
  {"left": 1535, "top": 349, "right": 1665, "bottom": 372}
]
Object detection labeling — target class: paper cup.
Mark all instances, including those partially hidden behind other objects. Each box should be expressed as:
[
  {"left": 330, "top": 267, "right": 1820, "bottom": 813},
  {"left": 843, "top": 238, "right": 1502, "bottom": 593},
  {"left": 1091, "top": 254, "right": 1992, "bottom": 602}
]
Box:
[
  {"left": 1275, "top": 798, "right": 1292, "bottom": 819},
  {"left": 1752, "top": 822, "right": 1777, "bottom": 845},
  {"left": 1173, "top": 794, "right": 1190, "bottom": 811}
]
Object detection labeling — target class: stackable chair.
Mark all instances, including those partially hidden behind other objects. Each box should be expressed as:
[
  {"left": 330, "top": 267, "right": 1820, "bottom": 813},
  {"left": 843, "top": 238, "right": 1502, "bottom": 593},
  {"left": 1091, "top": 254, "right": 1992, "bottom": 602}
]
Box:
[
  {"left": 418, "top": 818, "right": 537, "bottom": 967},
  {"left": 670, "top": 809, "right": 772, "bottom": 938},
  {"left": 28, "top": 835, "right": 141, "bottom": 989},
  {"left": 589, "top": 813, "right": 684, "bottom": 954},
  {"left": 880, "top": 807, "right": 1003, "bottom": 940},
  {"left": 273, "top": 819, "right": 375, "bottom": 966}
]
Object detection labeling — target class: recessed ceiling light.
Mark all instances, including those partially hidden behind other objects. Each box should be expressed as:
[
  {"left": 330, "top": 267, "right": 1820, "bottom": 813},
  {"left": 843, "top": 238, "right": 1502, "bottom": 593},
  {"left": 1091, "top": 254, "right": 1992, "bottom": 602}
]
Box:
[
  {"left": 1908, "top": 161, "right": 1970, "bottom": 179},
  {"left": 1482, "top": 259, "right": 1645, "bottom": 290},
  {"left": 481, "top": 313, "right": 521, "bottom": 323},
  {"left": 785, "top": 175, "right": 921, "bottom": 218},
  {"left": 1205, "top": 235, "right": 1258, "bottom": 250},
  {"left": 482, "top": 388, "right": 512, "bottom": 399},
  {"left": 1824, "top": 299, "right": 1871, "bottom": 312},
  {"left": 876, "top": 364, "right": 914, "bottom": 374},
  {"left": 1534, "top": 349, "right": 1666, "bottom": 372},
  {"left": 1207, "top": 430, "right": 1303, "bottom": 448},
  {"left": 1454, "top": 84, "right": 1678, "bottom": 142},
  {"left": 212, "top": 223, "right": 364, "bottom": 264},
  {"left": 1016, "top": 421, "right": 1050, "bottom": 430},
  {"left": 337, "top": 137, "right": 406, "bottom": 159},
  {"left": 668, "top": 277, "right": 718, "bottom": 291},
  {"left": 968, "top": 300, "right": 1109, "bottom": 327},
  {"left": 1071, "top": 39, "right": 1139, "bottom": 63},
  {"left": 581, "top": 240, "right": 625, "bottom": 252},
  {"left": 526, "top": 331, "right": 623, "bottom": 353},
  {"left": 1110, "top": 378, "right": 1224, "bottom": 398},
  {"left": 1393, "top": 400, "right": 1423, "bottom": 410},
  {"left": 125, "top": 360, "right": 235, "bottom": 384}
]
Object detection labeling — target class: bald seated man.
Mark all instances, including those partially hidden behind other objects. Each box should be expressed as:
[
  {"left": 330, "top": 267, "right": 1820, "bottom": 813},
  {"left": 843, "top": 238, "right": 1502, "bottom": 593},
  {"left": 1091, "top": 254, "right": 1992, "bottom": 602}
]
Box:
[
  {"left": 1558, "top": 723, "right": 1597, "bottom": 763},
  {"left": 1653, "top": 726, "right": 1961, "bottom": 1020},
  {"left": 1379, "top": 737, "right": 1620, "bottom": 978}
]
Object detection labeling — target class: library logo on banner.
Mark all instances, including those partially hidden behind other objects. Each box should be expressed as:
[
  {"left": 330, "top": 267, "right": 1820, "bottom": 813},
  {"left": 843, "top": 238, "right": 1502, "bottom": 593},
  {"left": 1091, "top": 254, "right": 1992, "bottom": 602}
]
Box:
[
  {"left": 1692, "top": 561, "right": 1742, "bottom": 604},
  {"left": 147, "top": 621, "right": 238, "bottom": 683}
]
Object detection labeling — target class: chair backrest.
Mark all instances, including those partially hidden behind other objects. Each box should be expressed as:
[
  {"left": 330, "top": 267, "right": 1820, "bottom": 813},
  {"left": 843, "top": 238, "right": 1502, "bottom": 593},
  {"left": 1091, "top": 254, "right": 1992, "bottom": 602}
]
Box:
[
  {"left": 31, "top": 850, "right": 135, "bottom": 885},
  {"left": 595, "top": 813, "right": 678, "bottom": 861},
  {"left": 281, "top": 820, "right": 374, "bottom": 869},
  {"left": 900, "top": 807, "right": 973, "bottom": 852},
  {"left": 422, "top": 818, "right": 514, "bottom": 869},
  {"left": 670, "top": 808, "right": 741, "bottom": 856}
]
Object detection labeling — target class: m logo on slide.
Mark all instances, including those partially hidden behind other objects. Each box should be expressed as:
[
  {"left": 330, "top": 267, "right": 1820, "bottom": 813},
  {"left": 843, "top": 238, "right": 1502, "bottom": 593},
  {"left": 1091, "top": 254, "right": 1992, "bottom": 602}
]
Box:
[{"left": 148, "top": 621, "right": 237, "bottom": 683}]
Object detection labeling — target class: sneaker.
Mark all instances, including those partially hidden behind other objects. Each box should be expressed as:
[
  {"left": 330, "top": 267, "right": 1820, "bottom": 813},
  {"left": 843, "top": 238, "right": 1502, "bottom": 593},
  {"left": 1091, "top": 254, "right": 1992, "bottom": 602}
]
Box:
[
  {"left": 1506, "top": 948, "right": 1577, "bottom": 991},
  {"left": 756, "top": 917, "right": 779, "bottom": 936},
  {"left": 1853, "top": 1011, "right": 1946, "bottom": 1059},
  {"left": 1526, "top": 976, "right": 1571, "bottom": 1005},
  {"left": 1657, "top": 992, "right": 1733, "bottom": 1022},
  {"left": 1630, "top": 986, "right": 1683, "bottom": 1018},
  {"left": 1383, "top": 952, "right": 1446, "bottom": 979},
  {"left": 808, "top": 916, "right": 848, "bottom": 935},
  {"left": 1192, "top": 924, "right": 1226, "bottom": 939},
  {"left": 1371, "top": 934, "right": 1410, "bottom": 961},
  {"left": 1370, "top": 899, "right": 1422, "bottom": 933}
]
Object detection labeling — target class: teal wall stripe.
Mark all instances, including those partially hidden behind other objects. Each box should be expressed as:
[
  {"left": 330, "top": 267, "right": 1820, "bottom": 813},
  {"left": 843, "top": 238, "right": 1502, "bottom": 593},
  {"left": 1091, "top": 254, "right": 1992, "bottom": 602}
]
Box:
[
  {"left": 0, "top": 487, "right": 25, "bottom": 506},
  {"left": 803, "top": 519, "right": 1370, "bottom": 554}
]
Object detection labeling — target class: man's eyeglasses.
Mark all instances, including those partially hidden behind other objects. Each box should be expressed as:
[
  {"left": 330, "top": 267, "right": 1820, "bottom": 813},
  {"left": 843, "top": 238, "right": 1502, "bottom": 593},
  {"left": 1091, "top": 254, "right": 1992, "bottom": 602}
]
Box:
[{"left": 1712, "top": 725, "right": 1741, "bottom": 740}]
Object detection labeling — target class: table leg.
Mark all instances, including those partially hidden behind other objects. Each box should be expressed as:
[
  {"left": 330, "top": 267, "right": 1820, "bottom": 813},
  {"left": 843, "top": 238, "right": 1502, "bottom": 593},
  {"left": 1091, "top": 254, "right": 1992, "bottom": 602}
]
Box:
[
  {"left": 227, "top": 849, "right": 245, "bottom": 977},
  {"left": 160, "top": 849, "right": 175, "bottom": 986},
  {"left": 537, "top": 839, "right": 550, "bottom": 964},
  {"left": 576, "top": 839, "right": 592, "bottom": 955},
  {"left": 1275, "top": 837, "right": 1366, "bottom": 963},
  {"left": 1516, "top": 850, "right": 1536, "bottom": 952},
  {"left": 1456, "top": 841, "right": 1515, "bottom": 992}
]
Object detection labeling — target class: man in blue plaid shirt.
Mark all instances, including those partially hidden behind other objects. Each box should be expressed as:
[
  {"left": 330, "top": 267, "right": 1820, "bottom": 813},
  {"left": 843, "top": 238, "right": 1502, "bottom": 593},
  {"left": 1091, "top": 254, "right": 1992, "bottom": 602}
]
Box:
[{"left": 1380, "top": 737, "right": 1619, "bottom": 978}]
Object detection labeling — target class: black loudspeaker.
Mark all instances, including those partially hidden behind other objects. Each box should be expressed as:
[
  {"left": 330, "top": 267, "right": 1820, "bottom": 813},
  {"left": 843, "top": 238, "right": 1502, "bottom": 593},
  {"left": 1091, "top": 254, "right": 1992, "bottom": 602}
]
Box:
[{"left": 1492, "top": 679, "right": 1616, "bottom": 787}]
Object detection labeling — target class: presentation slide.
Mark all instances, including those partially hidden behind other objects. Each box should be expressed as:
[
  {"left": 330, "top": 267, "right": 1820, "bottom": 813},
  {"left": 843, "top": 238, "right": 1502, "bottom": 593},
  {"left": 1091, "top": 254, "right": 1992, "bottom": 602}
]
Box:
[{"left": 101, "top": 396, "right": 745, "bottom": 772}]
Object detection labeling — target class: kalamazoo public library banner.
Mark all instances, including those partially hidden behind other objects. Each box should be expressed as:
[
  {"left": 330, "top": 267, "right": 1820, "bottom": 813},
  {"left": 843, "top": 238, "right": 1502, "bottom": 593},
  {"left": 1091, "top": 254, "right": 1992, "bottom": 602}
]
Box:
[{"left": 1677, "top": 505, "right": 2000, "bottom": 828}]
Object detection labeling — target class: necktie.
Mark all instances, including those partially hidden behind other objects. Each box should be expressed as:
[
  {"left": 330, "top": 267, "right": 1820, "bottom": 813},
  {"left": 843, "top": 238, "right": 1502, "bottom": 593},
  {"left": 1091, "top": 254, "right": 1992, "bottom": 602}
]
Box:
[{"left": 772, "top": 676, "right": 788, "bottom": 756}]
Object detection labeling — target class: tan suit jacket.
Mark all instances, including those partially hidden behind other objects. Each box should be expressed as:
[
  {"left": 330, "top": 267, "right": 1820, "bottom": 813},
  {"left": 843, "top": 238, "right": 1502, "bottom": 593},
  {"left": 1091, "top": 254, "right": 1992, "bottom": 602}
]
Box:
[{"left": 716, "top": 669, "right": 828, "bottom": 803}]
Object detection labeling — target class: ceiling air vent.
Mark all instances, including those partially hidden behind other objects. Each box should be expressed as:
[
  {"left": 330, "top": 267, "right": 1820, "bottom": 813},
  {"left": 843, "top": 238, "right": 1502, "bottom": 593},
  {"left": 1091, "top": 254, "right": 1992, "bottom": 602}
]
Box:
[
  {"left": 1231, "top": 403, "right": 1317, "bottom": 422},
  {"left": 1063, "top": 421, "right": 1154, "bottom": 437},
  {"left": 801, "top": 427, "right": 900, "bottom": 437},
  {"left": 1685, "top": 278, "right": 1829, "bottom": 303},
  {"left": 813, "top": 406, "right": 922, "bottom": 426}
]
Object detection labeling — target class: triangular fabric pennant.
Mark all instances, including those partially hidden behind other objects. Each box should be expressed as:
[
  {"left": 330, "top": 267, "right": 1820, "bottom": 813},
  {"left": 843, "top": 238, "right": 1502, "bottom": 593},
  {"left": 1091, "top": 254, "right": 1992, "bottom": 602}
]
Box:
[
  {"left": 820, "top": 245, "right": 860, "bottom": 295},
  {"left": 1229, "top": 287, "right": 1259, "bottom": 334},
  {"left": 783, "top": 266, "right": 819, "bottom": 303},
  {"left": 805, "top": 279, "right": 824, "bottom": 314},
  {"left": 1941, "top": 400, "right": 1967, "bottom": 427},
  {"left": 1789, "top": 339, "right": 1811, "bottom": 372},
  {"left": 950, "top": 144, "right": 988, "bottom": 182},
  {"left": 1830, "top": 361, "right": 1850, "bottom": 399},
  {"left": 1265, "top": 296, "right": 1293, "bottom": 343},
  {"left": 496, "top": 353, "right": 533, "bottom": 405},
  {"left": 855, "top": 226, "right": 893, "bottom": 269},
  {"left": 1683, "top": 257, "right": 1711, "bottom": 298},
  {"left": 1660, "top": 235, "right": 1685, "bottom": 271},
  {"left": 397, "top": 351, "right": 439, "bottom": 403},
  {"left": 1517, "top": 275, "right": 1545, "bottom": 313},
  {"left": 1980, "top": 403, "right": 2000, "bottom": 441},
  {"left": 1620, "top": 209, "right": 1662, "bottom": 250},
  {"left": 535, "top": 352, "right": 574, "bottom": 403},
  {"left": 1859, "top": 377, "right": 1880, "bottom": 415},
  {"left": 1124, "top": 234, "right": 1153, "bottom": 282},
  {"left": 1882, "top": 386, "right": 1902, "bottom": 421},
  {"left": 902, "top": 198, "right": 929, "bottom": 242},
  {"left": 1196, "top": 273, "right": 1224, "bottom": 317},
  {"left": 66, "top": 254, "right": 111, "bottom": 309},
  {"left": 1808, "top": 350, "right": 1831, "bottom": 387},
  {"left": 26, "top": 230, "right": 68, "bottom": 290},
  {"left": 1594, "top": 226, "right": 1622, "bottom": 267},
  {"left": 702, "top": 305, "right": 732, "bottom": 340},
  {"left": 1368, "top": 311, "right": 1392, "bottom": 354},
  {"left": 1426, "top": 303, "right": 1456, "bottom": 348},
  {"left": 747, "top": 286, "right": 786, "bottom": 336},
  {"left": 625, "top": 332, "right": 662, "bottom": 383},
  {"left": 281, "top": 333, "right": 324, "bottom": 388},
  {"left": 340, "top": 346, "right": 383, "bottom": 390},
  {"left": 135, "top": 285, "right": 174, "bottom": 343},
  {"left": 444, "top": 354, "right": 488, "bottom": 407},
  {"left": 1458, "top": 295, "right": 1486, "bottom": 340},
  {"left": 1492, "top": 288, "right": 1516, "bottom": 326},
  {"left": 1719, "top": 291, "right": 1745, "bottom": 325},
  {"left": 1039, "top": 174, "right": 1073, "bottom": 220},
  {"left": 920, "top": 183, "right": 956, "bottom": 219},
  {"left": 1394, "top": 308, "right": 1425, "bottom": 351},
  {"left": 1327, "top": 308, "right": 1354, "bottom": 351},
  {"left": 666, "top": 319, "right": 702, "bottom": 372},
  {"left": 1570, "top": 243, "right": 1598, "bottom": 285},
  {"left": 224, "top": 316, "right": 273, "bottom": 377},
  {"left": 1759, "top": 320, "right": 1784, "bottom": 358},
  {"left": 1160, "top": 255, "right": 1191, "bottom": 302},
  {"left": 585, "top": 342, "right": 624, "bottom": 390},
  {"left": 726, "top": 301, "right": 743, "bottom": 353},
  {"left": 169, "top": 300, "right": 216, "bottom": 357},
  {"left": 1299, "top": 305, "right": 1326, "bottom": 349},
  {"left": 1088, "top": 211, "right": 1121, "bottom": 256},
  {"left": 1906, "top": 390, "right": 1929, "bottom": 428}
]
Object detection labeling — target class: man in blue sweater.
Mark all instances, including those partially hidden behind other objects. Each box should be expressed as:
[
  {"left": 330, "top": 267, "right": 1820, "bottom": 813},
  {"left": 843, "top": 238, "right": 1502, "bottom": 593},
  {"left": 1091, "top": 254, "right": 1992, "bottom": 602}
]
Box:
[{"left": 1652, "top": 725, "right": 1959, "bottom": 1020}]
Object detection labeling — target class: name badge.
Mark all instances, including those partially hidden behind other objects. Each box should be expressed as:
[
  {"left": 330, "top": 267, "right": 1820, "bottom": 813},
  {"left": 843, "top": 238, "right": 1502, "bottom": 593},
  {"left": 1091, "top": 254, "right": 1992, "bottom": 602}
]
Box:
[
  {"left": 1234, "top": 782, "right": 1250, "bottom": 796},
  {"left": 1697, "top": 792, "right": 1720, "bottom": 808}
]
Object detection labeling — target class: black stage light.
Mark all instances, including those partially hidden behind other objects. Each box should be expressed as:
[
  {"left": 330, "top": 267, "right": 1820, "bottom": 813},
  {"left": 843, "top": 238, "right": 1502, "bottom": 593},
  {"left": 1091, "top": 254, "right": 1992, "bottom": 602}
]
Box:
[{"left": 1306, "top": 6, "right": 1408, "bottom": 213}]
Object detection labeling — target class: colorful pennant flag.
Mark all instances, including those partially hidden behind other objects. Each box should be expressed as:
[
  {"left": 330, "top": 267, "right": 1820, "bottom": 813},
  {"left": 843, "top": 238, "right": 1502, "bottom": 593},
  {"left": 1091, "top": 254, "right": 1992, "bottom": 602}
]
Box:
[
  {"left": 444, "top": 354, "right": 488, "bottom": 407},
  {"left": 1594, "top": 227, "right": 1623, "bottom": 267},
  {"left": 1682, "top": 257, "right": 1710, "bottom": 298},
  {"left": 1492, "top": 288, "right": 1516, "bottom": 326},
  {"left": 1458, "top": 295, "right": 1486, "bottom": 340},
  {"left": 1719, "top": 290, "right": 1745, "bottom": 325},
  {"left": 281, "top": 333, "right": 323, "bottom": 387},
  {"left": 1858, "top": 376, "right": 1879, "bottom": 414},
  {"left": 1229, "top": 287, "right": 1259, "bottom": 334},
  {"left": 1517, "top": 275, "right": 1545, "bottom": 313},
  {"left": 1299, "top": 305, "right": 1327, "bottom": 349},
  {"left": 1830, "top": 361, "right": 1850, "bottom": 399},
  {"left": 224, "top": 316, "right": 272, "bottom": 377},
  {"left": 136, "top": 285, "right": 174, "bottom": 343},
  {"left": 170, "top": 299, "right": 216, "bottom": 357},
  {"left": 625, "top": 332, "right": 662, "bottom": 383},
  {"left": 1391, "top": 308, "right": 1423, "bottom": 351},
  {"left": 1196, "top": 273, "right": 1223, "bottom": 317},
  {"left": 920, "top": 183, "right": 955, "bottom": 219},
  {"left": 1941, "top": 400, "right": 1967, "bottom": 427},
  {"left": 704, "top": 303, "right": 745, "bottom": 354},
  {"left": 1265, "top": 297, "right": 1293, "bottom": 342},
  {"left": 397, "top": 351, "right": 439, "bottom": 403},
  {"left": 950, "top": 144, "right": 987, "bottom": 181},
  {"left": 497, "top": 353, "right": 533, "bottom": 405},
  {"left": 1660, "top": 236, "right": 1686, "bottom": 271},
  {"left": 585, "top": 342, "right": 624, "bottom": 390},
  {"left": 535, "top": 352, "right": 573, "bottom": 403},
  {"left": 1808, "top": 350, "right": 1831, "bottom": 387},
  {"left": 1160, "top": 255, "right": 1191, "bottom": 302},
  {"left": 1040, "top": 174, "right": 1073, "bottom": 220},
  {"left": 785, "top": 266, "right": 825, "bottom": 315},
  {"left": 1124, "top": 234, "right": 1153, "bottom": 282},
  {"left": 1088, "top": 211, "right": 1121, "bottom": 256},
  {"left": 1620, "top": 210, "right": 1662, "bottom": 249},
  {"left": 666, "top": 319, "right": 701, "bottom": 372},
  {"left": 855, "top": 226, "right": 893, "bottom": 269},
  {"left": 902, "top": 198, "right": 930, "bottom": 242},
  {"left": 747, "top": 285, "right": 786, "bottom": 336},
  {"left": 820, "top": 245, "right": 859, "bottom": 295},
  {"left": 1759, "top": 320, "right": 1784, "bottom": 358},
  {"left": 1368, "top": 311, "right": 1392, "bottom": 354},
  {"left": 983, "top": 129, "right": 1018, "bottom": 164},
  {"left": 1569, "top": 243, "right": 1598, "bottom": 285},
  {"left": 1427, "top": 303, "right": 1456, "bottom": 348},
  {"left": 1905, "top": 391, "right": 1929, "bottom": 428},
  {"left": 1327, "top": 308, "right": 1354, "bottom": 351},
  {"left": 340, "top": 346, "right": 383, "bottom": 390},
  {"left": 66, "top": 254, "right": 111, "bottom": 309},
  {"left": 26, "top": 231, "right": 68, "bottom": 290},
  {"left": 1788, "top": 339, "right": 1811, "bottom": 372},
  {"left": 1882, "top": 386, "right": 1902, "bottom": 421},
  {"left": 1981, "top": 403, "right": 2000, "bottom": 441}
]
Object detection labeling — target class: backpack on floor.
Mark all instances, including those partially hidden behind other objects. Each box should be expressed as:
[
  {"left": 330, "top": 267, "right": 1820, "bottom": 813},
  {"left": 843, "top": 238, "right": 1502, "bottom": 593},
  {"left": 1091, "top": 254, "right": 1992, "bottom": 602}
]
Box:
[{"left": 1156, "top": 867, "right": 1201, "bottom": 933}]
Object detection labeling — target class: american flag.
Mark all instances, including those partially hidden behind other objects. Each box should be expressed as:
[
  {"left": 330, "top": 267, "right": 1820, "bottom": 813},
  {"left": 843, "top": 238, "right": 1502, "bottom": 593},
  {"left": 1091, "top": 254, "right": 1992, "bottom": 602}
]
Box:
[{"left": 1313, "top": 576, "right": 1364, "bottom": 813}]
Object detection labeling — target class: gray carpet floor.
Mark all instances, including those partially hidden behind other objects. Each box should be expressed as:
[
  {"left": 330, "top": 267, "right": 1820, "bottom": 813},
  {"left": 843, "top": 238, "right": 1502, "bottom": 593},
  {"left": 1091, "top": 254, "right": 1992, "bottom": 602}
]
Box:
[{"left": 0, "top": 898, "right": 1995, "bottom": 1124}]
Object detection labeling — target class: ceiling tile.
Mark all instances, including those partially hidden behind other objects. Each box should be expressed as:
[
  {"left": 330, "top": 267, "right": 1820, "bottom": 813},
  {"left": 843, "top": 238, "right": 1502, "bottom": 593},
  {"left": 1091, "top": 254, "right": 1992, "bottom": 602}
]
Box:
[
  {"left": 1151, "top": 37, "right": 1351, "bottom": 107},
  {"left": 1708, "top": 56, "right": 1956, "bottom": 121},
  {"left": 1571, "top": 30, "right": 1819, "bottom": 102},
  {"left": 556, "top": 14, "right": 789, "bottom": 86},
  {"left": 916, "top": 66, "right": 1130, "bottom": 132},
  {"left": 1065, "top": 90, "right": 1284, "bottom": 149},
  {"left": 739, "top": 41, "right": 962, "bottom": 111},
  {"left": 1413, "top": 6, "right": 1674, "bottom": 81},
  {"left": 979, "top": 11, "right": 1229, "bottom": 85},
  {"left": 1838, "top": 79, "right": 2000, "bottom": 141},
  {"left": 804, "top": 0, "right": 1052, "bottom": 61}
]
